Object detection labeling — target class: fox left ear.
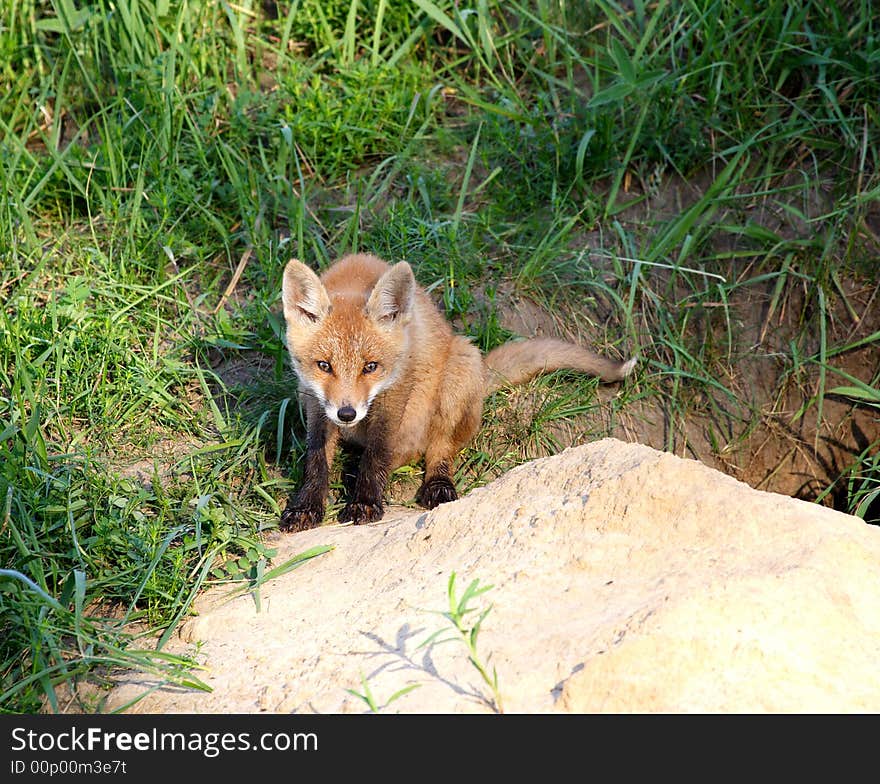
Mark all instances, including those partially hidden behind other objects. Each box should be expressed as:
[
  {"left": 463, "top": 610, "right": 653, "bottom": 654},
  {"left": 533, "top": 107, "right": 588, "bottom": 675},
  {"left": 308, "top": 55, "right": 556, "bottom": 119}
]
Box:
[{"left": 366, "top": 262, "right": 415, "bottom": 324}]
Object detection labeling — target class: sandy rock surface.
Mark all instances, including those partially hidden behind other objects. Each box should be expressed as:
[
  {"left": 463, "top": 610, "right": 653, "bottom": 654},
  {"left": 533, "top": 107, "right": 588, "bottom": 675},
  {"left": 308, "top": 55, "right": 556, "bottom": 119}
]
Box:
[{"left": 106, "top": 439, "right": 880, "bottom": 713}]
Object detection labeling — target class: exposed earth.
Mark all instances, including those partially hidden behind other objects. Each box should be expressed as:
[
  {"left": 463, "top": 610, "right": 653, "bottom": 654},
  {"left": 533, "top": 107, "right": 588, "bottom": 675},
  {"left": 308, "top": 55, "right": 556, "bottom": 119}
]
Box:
[{"left": 102, "top": 439, "right": 880, "bottom": 713}]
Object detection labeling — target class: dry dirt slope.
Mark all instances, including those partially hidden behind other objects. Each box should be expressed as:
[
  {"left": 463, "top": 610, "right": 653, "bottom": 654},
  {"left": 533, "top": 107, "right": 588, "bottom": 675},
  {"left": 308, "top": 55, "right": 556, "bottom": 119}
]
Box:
[{"left": 106, "top": 439, "right": 880, "bottom": 713}]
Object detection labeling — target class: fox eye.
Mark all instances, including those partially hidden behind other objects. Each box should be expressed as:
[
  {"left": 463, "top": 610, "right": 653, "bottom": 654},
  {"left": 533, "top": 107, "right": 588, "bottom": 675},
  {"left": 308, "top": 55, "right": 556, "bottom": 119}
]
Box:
[
  {"left": 362, "top": 361, "right": 378, "bottom": 374},
  {"left": 316, "top": 360, "right": 332, "bottom": 374}
]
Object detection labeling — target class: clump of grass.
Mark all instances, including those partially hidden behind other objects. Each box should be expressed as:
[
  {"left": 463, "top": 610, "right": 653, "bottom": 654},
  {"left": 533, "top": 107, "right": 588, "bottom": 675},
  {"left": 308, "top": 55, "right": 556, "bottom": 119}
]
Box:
[
  {"left": 818, "top": 373, "right": 880, "bottom": 525},
  {"left": 0, "top": 409, "right": 212, "bottom": 712},
  {"left": 279, "top": 61, "right": 439, "bottom": 180}
]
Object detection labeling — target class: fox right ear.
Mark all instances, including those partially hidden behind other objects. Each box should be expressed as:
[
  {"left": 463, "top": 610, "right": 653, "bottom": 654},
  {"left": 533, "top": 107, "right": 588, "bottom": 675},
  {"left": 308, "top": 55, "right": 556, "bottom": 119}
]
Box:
[
  {"left": 282, "top": 259, "right": 331, "bottom": 326},
  {"left": 366, "top": 261, "right": 415, "bottom": 325}
]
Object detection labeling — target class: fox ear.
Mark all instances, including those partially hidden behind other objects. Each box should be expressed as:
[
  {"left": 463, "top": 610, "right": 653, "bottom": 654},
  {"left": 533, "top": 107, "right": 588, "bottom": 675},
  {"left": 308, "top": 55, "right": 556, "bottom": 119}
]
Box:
[
  {"left": 282, "top": 259, "right": 331, "bottom": 327},
  {"left": 366, "top": 262, "right": 415, "bottom": 324}
]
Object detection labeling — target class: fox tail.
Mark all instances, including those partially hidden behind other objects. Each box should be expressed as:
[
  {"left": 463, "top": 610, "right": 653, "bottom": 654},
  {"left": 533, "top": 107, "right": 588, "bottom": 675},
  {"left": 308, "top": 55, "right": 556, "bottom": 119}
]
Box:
[{"left": 484, "top": 338, "right": 636, "bottom": 395}]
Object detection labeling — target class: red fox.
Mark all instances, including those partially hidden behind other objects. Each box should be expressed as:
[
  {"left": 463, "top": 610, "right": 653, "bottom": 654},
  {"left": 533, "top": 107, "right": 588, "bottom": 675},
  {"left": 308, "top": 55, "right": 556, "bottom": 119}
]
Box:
[{"left": 279, "top": 253, "right": 636, "bottom": 531}]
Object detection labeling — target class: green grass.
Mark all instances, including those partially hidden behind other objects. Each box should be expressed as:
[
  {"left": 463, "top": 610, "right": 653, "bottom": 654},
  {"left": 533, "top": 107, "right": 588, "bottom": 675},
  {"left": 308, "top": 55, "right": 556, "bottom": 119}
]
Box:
[
  {"left": 419, "top": 572, "right": 503, "bottom": 713},
  {"left": 2, "top": 0, "right": 879, "bottom": 713}
]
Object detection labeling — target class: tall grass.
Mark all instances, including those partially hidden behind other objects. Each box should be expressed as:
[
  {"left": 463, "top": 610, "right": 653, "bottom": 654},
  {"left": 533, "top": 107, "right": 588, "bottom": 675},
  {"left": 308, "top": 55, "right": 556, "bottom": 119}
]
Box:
[{"left": 2, "top": 0, "right": 878, "bottom": 712}]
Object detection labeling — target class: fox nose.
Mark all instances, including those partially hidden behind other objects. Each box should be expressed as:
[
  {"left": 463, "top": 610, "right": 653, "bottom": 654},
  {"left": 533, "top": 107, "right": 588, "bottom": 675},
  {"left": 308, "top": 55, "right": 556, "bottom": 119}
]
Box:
[{"left": 337, "top": 405, "right": 357, "bottom": 423}]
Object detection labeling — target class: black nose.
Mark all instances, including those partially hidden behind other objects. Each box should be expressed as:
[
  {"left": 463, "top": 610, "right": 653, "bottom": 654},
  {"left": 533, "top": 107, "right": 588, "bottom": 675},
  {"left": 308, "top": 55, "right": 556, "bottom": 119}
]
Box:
[{"left": 337, "top": 406, "right": 357, "bottom": 423}]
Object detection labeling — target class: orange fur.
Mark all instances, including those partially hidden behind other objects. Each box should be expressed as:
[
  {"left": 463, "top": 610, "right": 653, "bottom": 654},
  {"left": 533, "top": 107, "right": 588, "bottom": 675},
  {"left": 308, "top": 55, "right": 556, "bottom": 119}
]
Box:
[{"left": 279, "top": 253, "right": 635, "bottom": 530}]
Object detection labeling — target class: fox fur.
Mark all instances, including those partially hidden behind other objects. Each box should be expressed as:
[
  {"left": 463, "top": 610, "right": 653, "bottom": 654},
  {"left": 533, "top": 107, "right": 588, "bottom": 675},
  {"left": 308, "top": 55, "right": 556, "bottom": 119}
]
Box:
[{"left": 279, "top": 253, "right": 635, "bottom": 530}]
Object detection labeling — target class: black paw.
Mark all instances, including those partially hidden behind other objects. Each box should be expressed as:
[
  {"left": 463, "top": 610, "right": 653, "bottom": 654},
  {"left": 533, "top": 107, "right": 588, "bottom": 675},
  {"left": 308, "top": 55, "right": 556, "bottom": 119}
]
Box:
[
  {"left": 279, "top": 501, "right": 324, "bottom": 532},
  {"left": 338, "top": 501, "right": 385, "bottom": 524},
  {"left": 416, "top": 477, "right": 458, "bottom": 509}
]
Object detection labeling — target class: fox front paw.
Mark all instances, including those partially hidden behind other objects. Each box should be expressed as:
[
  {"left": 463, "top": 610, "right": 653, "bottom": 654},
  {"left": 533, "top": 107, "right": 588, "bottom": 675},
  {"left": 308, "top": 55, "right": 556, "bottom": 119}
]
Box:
[
  {"left": 279, "top": 500, "right": 324, "bottom": 532},
  {"left": 338, "top": 501, "right": 385, "bottom": 524},
  {"left": 416, "top": 477, "right": 458, "bottom": 509}
]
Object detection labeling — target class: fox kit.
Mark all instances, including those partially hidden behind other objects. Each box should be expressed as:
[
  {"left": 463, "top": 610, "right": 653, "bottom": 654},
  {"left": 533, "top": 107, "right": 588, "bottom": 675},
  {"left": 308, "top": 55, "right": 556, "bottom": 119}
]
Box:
[{"left": 279, "top": 253, "right": 635, "bottom": 531}]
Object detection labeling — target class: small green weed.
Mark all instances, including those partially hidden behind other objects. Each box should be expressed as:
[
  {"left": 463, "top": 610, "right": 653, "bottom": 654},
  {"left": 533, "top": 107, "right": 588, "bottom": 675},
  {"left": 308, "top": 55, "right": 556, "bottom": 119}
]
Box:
[
  {"left": 345, "top": 671, "right": 422, "bottom": 714},
  {"left": 420, "top": 572, "right": 504, "bottom": 714}
]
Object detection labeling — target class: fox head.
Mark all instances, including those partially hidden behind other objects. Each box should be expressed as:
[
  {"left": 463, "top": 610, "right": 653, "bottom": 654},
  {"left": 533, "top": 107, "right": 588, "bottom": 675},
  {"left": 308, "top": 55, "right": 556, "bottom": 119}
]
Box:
[{"left": 281, "top": 258, "right": 414, "bottom": 427}]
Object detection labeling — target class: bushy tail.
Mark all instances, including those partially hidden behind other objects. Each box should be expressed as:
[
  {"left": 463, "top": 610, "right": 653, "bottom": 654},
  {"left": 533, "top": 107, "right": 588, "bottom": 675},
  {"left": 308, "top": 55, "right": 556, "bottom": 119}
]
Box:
[{"left": 484, "top": 338, "right": 636, "bottom": 395}]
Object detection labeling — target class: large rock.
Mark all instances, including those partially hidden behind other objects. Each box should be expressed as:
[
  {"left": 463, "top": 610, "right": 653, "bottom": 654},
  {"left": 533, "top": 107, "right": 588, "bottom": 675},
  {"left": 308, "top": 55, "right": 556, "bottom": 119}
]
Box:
[{"left": 106, "top": 439, "right": 880, "bottom": 713}]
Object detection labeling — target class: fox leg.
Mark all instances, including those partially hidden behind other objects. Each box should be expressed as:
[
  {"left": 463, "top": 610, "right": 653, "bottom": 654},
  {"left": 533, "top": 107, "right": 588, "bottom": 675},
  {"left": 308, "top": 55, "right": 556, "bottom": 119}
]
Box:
[
  {"left": 416, "top": 340, "right": 484, "bottom": 509},
  {"left": 280, "top": 396, "right": 339, "bottom": 532},
  {"left": 415, "top": 455, "right": 459, "bottom": 508},
  {"left": 338, "top": 419, "right": 393, "bottom": 525}
]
